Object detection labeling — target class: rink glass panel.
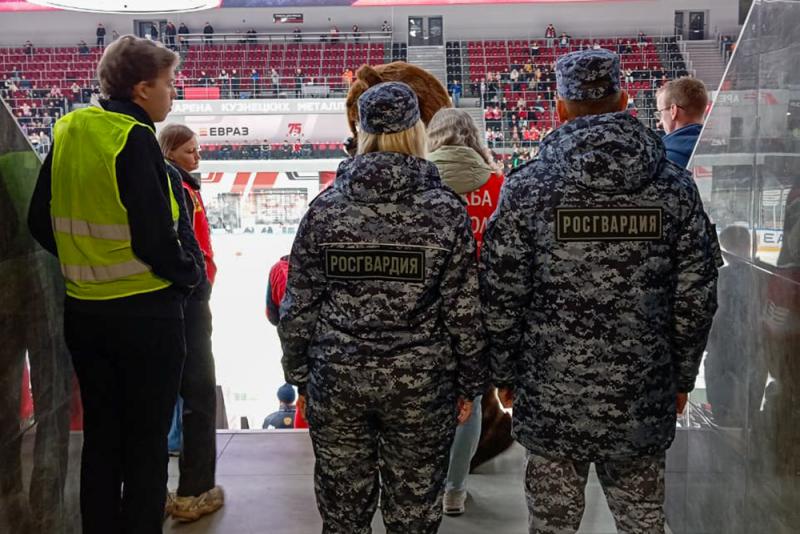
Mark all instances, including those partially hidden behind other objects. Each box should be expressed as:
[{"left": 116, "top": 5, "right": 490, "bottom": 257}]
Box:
[
  {"left": 665, "top": 1, "right": 800, "bottom": 532},
  {"left": 0, "top": 101, "right": 77, "bottom": 532}
]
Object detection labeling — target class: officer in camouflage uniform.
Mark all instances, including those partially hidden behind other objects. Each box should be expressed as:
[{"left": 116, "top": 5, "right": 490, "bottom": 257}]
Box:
[
  {"left": 279, "top": 81, "right": 486, "bottom": 534},
  {"left": 480, "top": 49, "right": 720, "bottom": 534}
]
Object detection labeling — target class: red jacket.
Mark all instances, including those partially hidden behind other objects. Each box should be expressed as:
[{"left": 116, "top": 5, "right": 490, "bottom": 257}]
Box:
[
  {"left": 464, "top": 172, "right": 504, "bottom": 254},
  {"left": 181, "top": 179, "right": 216, "bottom": 284},
  {"left": 266, "top": 255, "right": 289, "bottom": 325}
]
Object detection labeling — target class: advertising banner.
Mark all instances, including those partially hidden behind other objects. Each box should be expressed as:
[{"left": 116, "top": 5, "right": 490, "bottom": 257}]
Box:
[
  {"left": 163, "top": 98, "right": 349, "bottom": 143},
  {"left": 163, "top": 113, "right": 348, "bottom": 143}
]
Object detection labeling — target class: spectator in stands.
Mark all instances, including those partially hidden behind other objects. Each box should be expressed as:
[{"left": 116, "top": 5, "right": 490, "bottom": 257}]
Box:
[
  {"left": 530, "top": 41, "right": 540, "bottom": 57},
  {"left": 246, "top": 28, "right": 257, "bottom": 44},
  {"left": 231, "top": 69, "right": 241, "bottom": 98},
  {"left": 165, "top": 21, "right": 177, "bottom": 48},
  {"left": 624, "top": 40, "right": 634, "bottom": 54},
  {"left": 69, "top": 82, "right": 80, "bottom": 102},
  {"left": 96, "top": 23, "right": 106, "bottom": 47},
  {"left": 250, "top": 69, "right": 260, "bottom": 95},
  {"left": 178, "top": 22, "right": 189, "bottom": 49},
  {"left": 449, "top": 80, "right": 462, "bottom": 107},
  {"left": 381, "top": 20, "right": 392, "bottom": 32},
  {"left": 78, "top": 40, "right": 90, "bottom": 55},
  {"left": 218, "top": 70, "right": 229, "bottom": 97},
  {"left": 293, "top": 27, "right": 302, "bottom": 42},
  {"left": 198, "top": 70, "right": 211, "bottom": 87},
  {"left": 149, "top": 22, "right": 159, "bottom": 42},
  {"left": 112, "top": 29, "right": 120, "bottom": 41},
  {"left": 624, "top": 67, "right": 634, "bottom": 83},
  {"left": 342, "top": 68, "right": 353, "bottom": 87},
  {"left": 271, "top": 68, "right": 280, "bottom": 94},
  {"left": 23, "top": 40, "right": 34, "bottom": 56},
  {"left": 329, "top": 25, "right": 340, "bottom": 43},
  {"left": 203, "top": 22, "right": 214, "bottom": 45},
  {"left": 509, "top": 68, "right": 520, "bottom": 90},
  {"left": 352, "top": 24, "right": 361, "bottom": 42},
  {"left": 262, "top": 384, "right": 297, "bottom": 429},
  {"left": 545, "top": 24, "right": 556, "bottom": 47},
  {"left": 656, "top": 76, "right": 708, "bottom": 168},
  {"left": 638, "top": 31, "right": 647, "bottom": 44},
  {"left": 559, "top": 33, "right": 570, "bottom": 48},
  {"left": 294, "top": 68, "right": 303, "bottom": 97}
]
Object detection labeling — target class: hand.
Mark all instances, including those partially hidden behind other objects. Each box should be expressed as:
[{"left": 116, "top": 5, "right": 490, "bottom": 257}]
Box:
[
  {"left": 457, "top": 397, "right": 473, "bottom": 425},
  {"left": 676, "top": 392, "right": 688, "bottom": 415},
  {"left": 296, "top": 394, "right": 306, "bottom": 420},
  {"left": 497, "top": 387, "right": 514, "bottom": 409}
]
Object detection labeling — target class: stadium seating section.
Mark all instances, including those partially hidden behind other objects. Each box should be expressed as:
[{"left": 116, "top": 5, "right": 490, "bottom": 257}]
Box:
[
  {"left": 1, "top": 32, "right": 697, "bottom": 168},
  {"left": 446, "top": 36, "right": 689, "bottom": 148}
]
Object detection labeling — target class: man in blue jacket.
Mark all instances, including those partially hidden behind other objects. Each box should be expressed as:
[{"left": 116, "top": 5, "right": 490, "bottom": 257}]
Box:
[{"left": 657, "top": 77, "right": 708, "bottom": 168}]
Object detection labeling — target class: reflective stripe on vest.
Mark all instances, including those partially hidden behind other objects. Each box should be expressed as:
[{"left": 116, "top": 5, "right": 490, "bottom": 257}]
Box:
[
  {"left": 61, "top": 259, "right": 151, "bottom": 282},
  {"left": 52, "top": 216, "right": 132, "bottom": 241}
]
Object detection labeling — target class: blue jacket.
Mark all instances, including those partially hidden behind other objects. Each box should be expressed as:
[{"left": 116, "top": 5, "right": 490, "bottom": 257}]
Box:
[{"left": 662, "top": 123, "right": 703, "bottom": 168}]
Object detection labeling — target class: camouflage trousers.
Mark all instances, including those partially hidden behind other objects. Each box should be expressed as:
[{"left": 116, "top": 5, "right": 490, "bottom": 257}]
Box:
[
  {"left": 525, "top": 451, "right": 666, "bottom": 534},
  {"left": 306, "top": 361, "right": 458, "bottom": 534}
]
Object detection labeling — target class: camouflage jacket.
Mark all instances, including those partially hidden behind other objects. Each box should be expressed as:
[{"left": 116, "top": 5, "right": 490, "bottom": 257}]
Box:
[
  {"left": 480, "top": 112, "right": 719, "bottom": 460},
  {"left": 279, "top": 151, "right": 487, "bottom": 399}
]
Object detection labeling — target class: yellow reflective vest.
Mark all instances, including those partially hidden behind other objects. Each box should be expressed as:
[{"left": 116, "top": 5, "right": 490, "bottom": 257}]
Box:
[{"left": 51, "top": 106, "right": 179, "bottom": 300}]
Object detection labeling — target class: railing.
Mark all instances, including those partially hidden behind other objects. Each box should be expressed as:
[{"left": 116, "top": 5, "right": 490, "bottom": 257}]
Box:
[{"left": 169, "top": 30, "right": 393, "bottom": 47}]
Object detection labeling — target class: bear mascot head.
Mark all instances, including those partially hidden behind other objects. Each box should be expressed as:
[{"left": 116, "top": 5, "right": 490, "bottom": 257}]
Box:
[{"left": 343, "top": 62, "right": 452, "bottom": 155}]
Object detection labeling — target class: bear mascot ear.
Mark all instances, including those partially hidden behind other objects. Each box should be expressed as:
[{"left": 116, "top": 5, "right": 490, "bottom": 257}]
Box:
[{"left": 343, "top": 61, "right": 452, "bottom": 156}]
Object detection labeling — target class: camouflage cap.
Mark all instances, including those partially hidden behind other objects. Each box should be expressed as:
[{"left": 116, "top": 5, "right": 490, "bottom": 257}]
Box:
[
  {"left": 357, "top": 81, "right": 421, "bottom": 134},
  {"left": 556, "top": 49, "right": 621, "bottom": 101}
]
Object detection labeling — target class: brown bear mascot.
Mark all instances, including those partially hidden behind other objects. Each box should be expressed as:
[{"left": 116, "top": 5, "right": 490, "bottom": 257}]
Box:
[{"left": 344, "top": 61, "right": 514, "bottom": 469}]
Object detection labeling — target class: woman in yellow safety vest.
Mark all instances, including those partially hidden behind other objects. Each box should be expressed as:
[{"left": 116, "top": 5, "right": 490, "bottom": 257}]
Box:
[{"left": 27, "top": 35, "right": 202, "bottom": 534}]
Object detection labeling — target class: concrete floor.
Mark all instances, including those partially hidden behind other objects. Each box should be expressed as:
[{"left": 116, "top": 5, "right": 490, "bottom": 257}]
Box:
[{"left": 163, "top": 431, "right": 624, "bottom": 534}]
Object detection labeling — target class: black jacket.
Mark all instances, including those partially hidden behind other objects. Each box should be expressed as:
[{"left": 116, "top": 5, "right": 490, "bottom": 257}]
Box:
[{"left": 27, "top": 99, "right": 202, "bottom": 317}]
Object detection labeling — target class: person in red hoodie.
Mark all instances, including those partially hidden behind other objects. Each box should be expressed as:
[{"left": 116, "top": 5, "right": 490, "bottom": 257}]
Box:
[
  {"left": 265, "top": 255, "right": 308, "bottom": 428},
  {"left": 159, "top": 124, "right": 223, "bottom": 521},
  {"left": 427, "top": 108, "right": 505, "bottom": 515}
]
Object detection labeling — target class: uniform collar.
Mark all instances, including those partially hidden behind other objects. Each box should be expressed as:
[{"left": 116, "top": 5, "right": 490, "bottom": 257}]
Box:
[{"left": 100, "top": 98, "right": 155, "bottom": 130}]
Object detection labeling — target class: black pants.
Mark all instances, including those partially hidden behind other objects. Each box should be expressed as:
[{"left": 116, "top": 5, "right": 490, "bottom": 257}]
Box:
[
  {"left": 65, "top": 309, "right": 185, "bottom": 534},
  {"left": 177, "top": 299, "right": 217, "bottom": 497}
]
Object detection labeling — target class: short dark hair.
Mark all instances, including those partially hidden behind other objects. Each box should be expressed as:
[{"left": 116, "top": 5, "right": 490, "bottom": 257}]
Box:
[
  {"left": 96, "top": 35, "right": 179, "bottom": 99},
  {"left": 561, "top": 91, "right": 623, "bottom": 117}
]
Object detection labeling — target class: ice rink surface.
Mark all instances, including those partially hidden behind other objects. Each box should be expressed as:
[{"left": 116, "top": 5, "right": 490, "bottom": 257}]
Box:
[{"left": 210, "top": 232, "right": 297, "bottom": 429}]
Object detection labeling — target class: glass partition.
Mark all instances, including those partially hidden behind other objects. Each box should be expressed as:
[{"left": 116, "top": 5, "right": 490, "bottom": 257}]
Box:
[
  {"left": 665, "top": 1, "right": 800, "bottom": 532},
  {"left": 0, "top": 101, "right": 77, "bottom": 532}
]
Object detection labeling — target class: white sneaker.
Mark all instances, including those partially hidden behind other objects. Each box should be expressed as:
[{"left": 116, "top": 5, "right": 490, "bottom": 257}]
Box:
[{"left": 443, "top": 489, "right": 467, "bottom": 516}]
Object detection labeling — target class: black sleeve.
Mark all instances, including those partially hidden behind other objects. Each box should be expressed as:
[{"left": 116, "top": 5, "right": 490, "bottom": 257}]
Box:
[
  {"left": 27, "top": 147, "right": 58, "bottom": 256},
  {"left": 117, "top": 126, "right": 201, "bottom": 290}
]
